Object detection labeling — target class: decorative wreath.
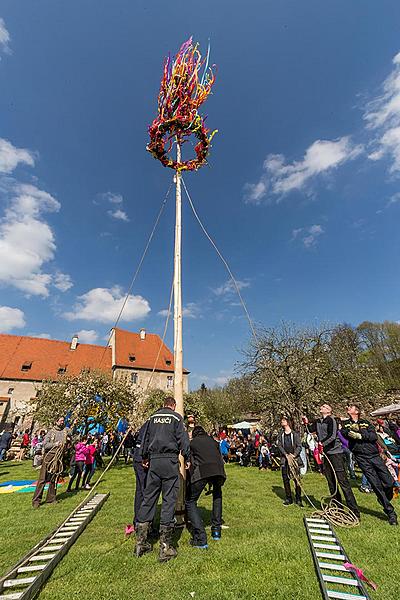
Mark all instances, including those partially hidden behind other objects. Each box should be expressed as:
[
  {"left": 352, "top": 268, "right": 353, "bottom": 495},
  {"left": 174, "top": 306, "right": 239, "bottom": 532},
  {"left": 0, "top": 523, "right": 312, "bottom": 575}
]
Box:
[{"left": 147, "top": 37, "right": 216, "bottom": 172}]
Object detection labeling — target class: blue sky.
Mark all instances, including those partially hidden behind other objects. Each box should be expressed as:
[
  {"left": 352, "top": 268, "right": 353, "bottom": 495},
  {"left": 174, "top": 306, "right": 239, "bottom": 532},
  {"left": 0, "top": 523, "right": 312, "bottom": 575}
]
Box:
[{"left": 1, "top": 1, "right": 400, "bottom": 388}]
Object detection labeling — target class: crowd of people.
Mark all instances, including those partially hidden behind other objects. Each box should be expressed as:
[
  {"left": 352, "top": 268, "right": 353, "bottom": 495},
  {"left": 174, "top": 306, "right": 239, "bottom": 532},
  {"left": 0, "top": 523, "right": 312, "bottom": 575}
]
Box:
[
  {"left": 1, "top": 397, "right": 399, "bottom": 565},
  {"left": 213, "top": 404, "right": 400, "bottom": 525}
]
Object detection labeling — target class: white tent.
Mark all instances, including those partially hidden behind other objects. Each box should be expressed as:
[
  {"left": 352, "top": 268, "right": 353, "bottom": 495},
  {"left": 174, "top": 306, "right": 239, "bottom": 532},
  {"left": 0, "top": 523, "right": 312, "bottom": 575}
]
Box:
[
  {"left": 232, "top": 421, "right": 253, "bottom": 429},
  {"left": 370, "top": 403, "right": 400, "bottom": 417}
]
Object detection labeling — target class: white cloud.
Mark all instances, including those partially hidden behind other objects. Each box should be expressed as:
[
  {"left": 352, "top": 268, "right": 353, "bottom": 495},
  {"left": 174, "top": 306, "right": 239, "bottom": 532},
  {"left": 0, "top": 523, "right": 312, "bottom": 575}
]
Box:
[
  {"left": 102, "top": 192, "right": 123, "bottom": 204},
  {"left": 387, "top": 192, "right": 400, "bottom": 207},
  {"left": 64, "top": 286, "right": 151, "bottom": 323},
  {"left": 0, "top": 183, "right": 60, "bottom": 296},
  {"left": 75, "top": 329, "right": 99, "bottom": 344},
  {"left": 247, "top": 138, "right": 362, "bottom": 202},
  {"left": 0, "top": 305, "right": 25, "bottom": 332},
  {"left": 364, "top": 52, "right": 400, "bottom": 173},
  {"left": 212, "top": 279, "right": 250, "bottom": 297},
  {"left": 108, "top": 208, "right": 129, "bottom": 222},
  {"left": 158, "top": 302, "right": 202, "bottom": 319},
  {"left": 0, "top": 138, "right": 35, "bottom": 173},
  {"left": 244, "top": 137, "right": 362, "bottom": 203},
  {"left": 54, "top": 272, "right": 73, "bottom": 292},
  {"left": 0, "top": 18, "right": 10, "bottom": 54},
  {"left": 292, "top": 224, "right": 325, "bottom": 248},
  {"left": 192, "top": 370, "right": 232, "bottom": 387},
  {"left": 98, "top": 191, "right": 129, "bottom": 221},
  {"left": 30, "top": 332, "right": 52, "bottom": 339}
]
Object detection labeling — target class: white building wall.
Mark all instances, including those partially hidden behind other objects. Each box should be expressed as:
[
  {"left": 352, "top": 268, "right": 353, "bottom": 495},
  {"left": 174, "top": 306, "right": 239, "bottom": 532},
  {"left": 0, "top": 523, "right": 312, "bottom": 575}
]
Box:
[{"left": 0, "top": 379, "right": 40, "bottom": 429}]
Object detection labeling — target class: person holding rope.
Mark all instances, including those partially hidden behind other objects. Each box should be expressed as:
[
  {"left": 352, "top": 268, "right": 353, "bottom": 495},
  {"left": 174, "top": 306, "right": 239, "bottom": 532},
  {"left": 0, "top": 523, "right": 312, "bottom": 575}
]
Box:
[
  {"left": 342, "top": 404, "right": 398, "bottom": 526},
  {"left": 304, "top": 404, "right": 360, "bottom": 520},
  {"left": 277, "top": 417, "right": 303, "bottom": 506},
  {"left": 134, "top": 396, "right": 190, "bottom": 562},
  {"left": 32, "top": 417, "right": 67, "bottom": 508}
]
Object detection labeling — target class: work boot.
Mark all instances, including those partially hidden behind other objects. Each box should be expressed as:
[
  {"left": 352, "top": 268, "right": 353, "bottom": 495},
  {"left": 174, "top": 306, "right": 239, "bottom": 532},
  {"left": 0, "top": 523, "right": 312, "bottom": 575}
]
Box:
[
  {"left": 159, "top": 525, "right": 177, "bottom": 563},
  {"left": 211, "top": 526, "right": 221, "bottom": 540},
  {"left": 134, "top": 522, "right": 152, "bottom": 557},
  {"left": 388, "top": 513, "right": 398, "bottom": 526}
]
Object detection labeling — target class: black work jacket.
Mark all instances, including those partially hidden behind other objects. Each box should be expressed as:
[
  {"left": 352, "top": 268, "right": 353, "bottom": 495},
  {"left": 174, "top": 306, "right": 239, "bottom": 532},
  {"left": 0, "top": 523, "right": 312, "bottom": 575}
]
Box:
[
  {"left": 341, "top": 418, "right": 379, "bottom": 457},
  {"left": 277, "top": 430, "right": 303, "bottom": 467},
  {"left": 140, "top": 407, "right": 190, "bottom": 461},
  {"left": 189, "top": 433, "right": 226, "bottom": 484}
]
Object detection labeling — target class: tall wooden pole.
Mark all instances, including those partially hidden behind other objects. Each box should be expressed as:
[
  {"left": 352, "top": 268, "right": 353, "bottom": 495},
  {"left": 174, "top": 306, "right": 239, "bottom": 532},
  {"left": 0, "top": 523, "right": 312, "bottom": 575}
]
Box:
[
  {"left": 173, "top": 141, "right": 185, "bottom": 525},
  {"left": 173, "top": 141, "right": 184, "bottom": 415}
]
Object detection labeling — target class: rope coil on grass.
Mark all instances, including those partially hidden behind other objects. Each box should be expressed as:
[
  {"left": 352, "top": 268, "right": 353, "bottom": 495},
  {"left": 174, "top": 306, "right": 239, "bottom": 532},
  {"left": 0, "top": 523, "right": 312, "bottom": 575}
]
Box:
[{"left": 286, "top": 453, "right": 360, "bottom": 528}]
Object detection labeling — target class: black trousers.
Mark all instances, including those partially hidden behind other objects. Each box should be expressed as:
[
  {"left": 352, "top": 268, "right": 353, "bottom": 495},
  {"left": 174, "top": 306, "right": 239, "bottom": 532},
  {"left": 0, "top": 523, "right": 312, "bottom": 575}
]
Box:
[
  {"left": 281, "top": 464, "right": 301, "bottom": 501},
  {"left": 323, "top": 453, "right": 359, "bottom": 516},
  {"left": 186, "top": 476, "right": 223, "bottom": 545},
  {"left": 133, "top": 461, "right": 148, "bottom": 524},
  {"left": 137, "top": 457, "right": 179, "bottom": 527},
  {"left": 67, "top": 460, "right": 84, "bottom": 490},
  {"left": 356, "top": 454, "right": 396, "bottom": 518}
]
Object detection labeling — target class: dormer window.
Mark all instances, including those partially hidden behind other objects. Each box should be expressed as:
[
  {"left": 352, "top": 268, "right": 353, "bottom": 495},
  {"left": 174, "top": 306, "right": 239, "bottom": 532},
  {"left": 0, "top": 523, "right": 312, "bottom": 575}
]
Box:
[
  {"left": 129, "top": 354, "right": 136, "bottom": 362},
  {"left": 58, "top": 365, "right": 67, "bottom": 374},
  {"left": 21, "top": 362, "right": 32, "bottom": 372}
]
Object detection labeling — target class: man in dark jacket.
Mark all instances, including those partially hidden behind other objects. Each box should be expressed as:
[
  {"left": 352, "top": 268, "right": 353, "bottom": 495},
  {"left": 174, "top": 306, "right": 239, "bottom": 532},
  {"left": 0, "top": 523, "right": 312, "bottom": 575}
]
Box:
[
  {"left": 342, "top": 404, "right": 397, "bottom": 526},
  {"left": 185, "top": 426, "right": 226, "bottom": 548},
  {"left": 277, "top": 417, "right": 303, "bottom": 506},
  {"left": 135, "top": 397, "right": 190, "bottom": 562},
  {"left": 0, "top": 428, "right": 13, "bottom": 461},
  {"left": 306, "top": 404, "right": 359, "bottom": 519}
]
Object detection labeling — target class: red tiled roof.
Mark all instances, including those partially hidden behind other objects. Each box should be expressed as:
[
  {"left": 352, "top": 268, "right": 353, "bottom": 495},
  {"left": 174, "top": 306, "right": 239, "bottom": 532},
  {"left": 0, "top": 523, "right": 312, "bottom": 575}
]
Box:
[
  {"left": 0, "top": 334, "right": 112, "bottom": 381},
  {"left": 113, "top": 328, "right": 189, "bottom": 373}
]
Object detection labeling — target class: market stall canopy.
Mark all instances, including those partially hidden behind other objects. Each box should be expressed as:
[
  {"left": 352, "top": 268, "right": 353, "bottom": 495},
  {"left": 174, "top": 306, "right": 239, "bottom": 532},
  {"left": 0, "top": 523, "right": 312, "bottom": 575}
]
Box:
[
  {"left": 232, "top": 421, "right": 253, "bottom": 429},
  {"left": 371, "top": 403, "right": 400, "bottom": 417}
]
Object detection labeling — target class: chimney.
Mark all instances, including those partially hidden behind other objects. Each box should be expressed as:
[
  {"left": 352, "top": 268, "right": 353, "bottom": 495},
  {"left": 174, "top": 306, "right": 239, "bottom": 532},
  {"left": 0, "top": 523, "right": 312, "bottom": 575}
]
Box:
[
  {"left": 70, "top": 334, "right": 79, "bottom": 350},
  {"left": 139, "top": 328, "right": 146, "bottom": 341}
]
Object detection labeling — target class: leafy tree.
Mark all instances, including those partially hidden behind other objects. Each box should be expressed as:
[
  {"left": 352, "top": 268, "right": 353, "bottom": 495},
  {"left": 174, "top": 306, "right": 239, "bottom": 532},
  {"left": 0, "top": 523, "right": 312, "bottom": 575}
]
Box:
[
  {"left": 240, "top": 322, "right": 384, "bottom": 427},
  {"left": 357, "top": 321, "right": 400, "bottom": 388},
  {"left": 32, "top": 370, "right": 139, "bottom": 434}
]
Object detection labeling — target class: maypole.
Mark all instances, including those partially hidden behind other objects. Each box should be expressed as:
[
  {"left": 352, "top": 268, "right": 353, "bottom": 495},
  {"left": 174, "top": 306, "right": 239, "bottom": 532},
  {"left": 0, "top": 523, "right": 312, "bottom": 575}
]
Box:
[
  {"left": 147, "top": 36, "right": 217, "bottom": 517},
  {"left": 173, "top": 141, "right": 183, "bottom": 415}
]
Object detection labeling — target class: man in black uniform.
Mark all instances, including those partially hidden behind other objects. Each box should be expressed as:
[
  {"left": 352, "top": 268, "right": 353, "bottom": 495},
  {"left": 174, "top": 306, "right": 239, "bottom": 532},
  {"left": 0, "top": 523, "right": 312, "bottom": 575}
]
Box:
[
  {"left": 135, "top": 397, "right": 190, "bottom": 561},
  {"left": 342, "top": 404, "right": 397, "bottom": 526}
]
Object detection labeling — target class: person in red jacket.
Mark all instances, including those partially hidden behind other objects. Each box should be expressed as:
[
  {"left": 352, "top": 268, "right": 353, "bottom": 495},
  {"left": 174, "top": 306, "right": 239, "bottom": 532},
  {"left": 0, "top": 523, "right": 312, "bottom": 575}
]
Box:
[
  {"left": 82, "top": 438, "right": 97, "bottom": 489},
  {"left": 18, "top": 429, "right": 30, "bottom": 461}
]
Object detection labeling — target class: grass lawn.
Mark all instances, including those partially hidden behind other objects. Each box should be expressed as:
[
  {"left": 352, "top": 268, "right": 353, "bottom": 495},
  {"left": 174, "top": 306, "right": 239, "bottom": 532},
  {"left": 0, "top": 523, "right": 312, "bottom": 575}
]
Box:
[{"left": 0, "top": 459, "right": 399, "bottom": 600}]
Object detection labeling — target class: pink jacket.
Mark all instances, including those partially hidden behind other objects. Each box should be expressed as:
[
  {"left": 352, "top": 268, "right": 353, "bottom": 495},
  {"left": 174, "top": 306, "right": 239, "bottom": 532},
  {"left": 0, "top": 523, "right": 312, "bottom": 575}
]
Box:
[
  {"left": 85, "top": 444, "right": 96, "bottom": 465},
  {"left": 75, "top": 442, "right": 89, "bottom": 463}
]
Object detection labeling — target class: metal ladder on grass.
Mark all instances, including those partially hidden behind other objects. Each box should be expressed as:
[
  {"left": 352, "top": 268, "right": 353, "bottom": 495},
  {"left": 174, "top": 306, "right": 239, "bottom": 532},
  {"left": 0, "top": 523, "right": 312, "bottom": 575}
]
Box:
[
  {"left": 0, "top": 493, "right": 109, "bottom": 600},
  {"left": 304, "top": 516, "right": 371, "bottom": 600}
]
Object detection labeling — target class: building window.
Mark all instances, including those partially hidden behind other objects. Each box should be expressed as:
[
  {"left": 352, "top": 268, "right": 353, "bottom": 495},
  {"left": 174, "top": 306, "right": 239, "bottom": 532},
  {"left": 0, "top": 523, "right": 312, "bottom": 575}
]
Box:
[
  {"left": 58, "top": 365, "right": 67, "bottom": 374},
  {"left": 167, "top": 375, "right": 173, "bottom": 389},
  {"left": 131, "top": 372, "right": 138, "bottom": 384},
  {"left": 7, "top": 387, "right": 14, "bottom": 394},
  {"left": 129, "top": 354, "right": 136, "bottom": 362},
  {"left": 165, "top": 359, "right": 172, "bottom": 366},
  {"left": 21, "top": 362, "right": 32, "bottom": 372}
]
